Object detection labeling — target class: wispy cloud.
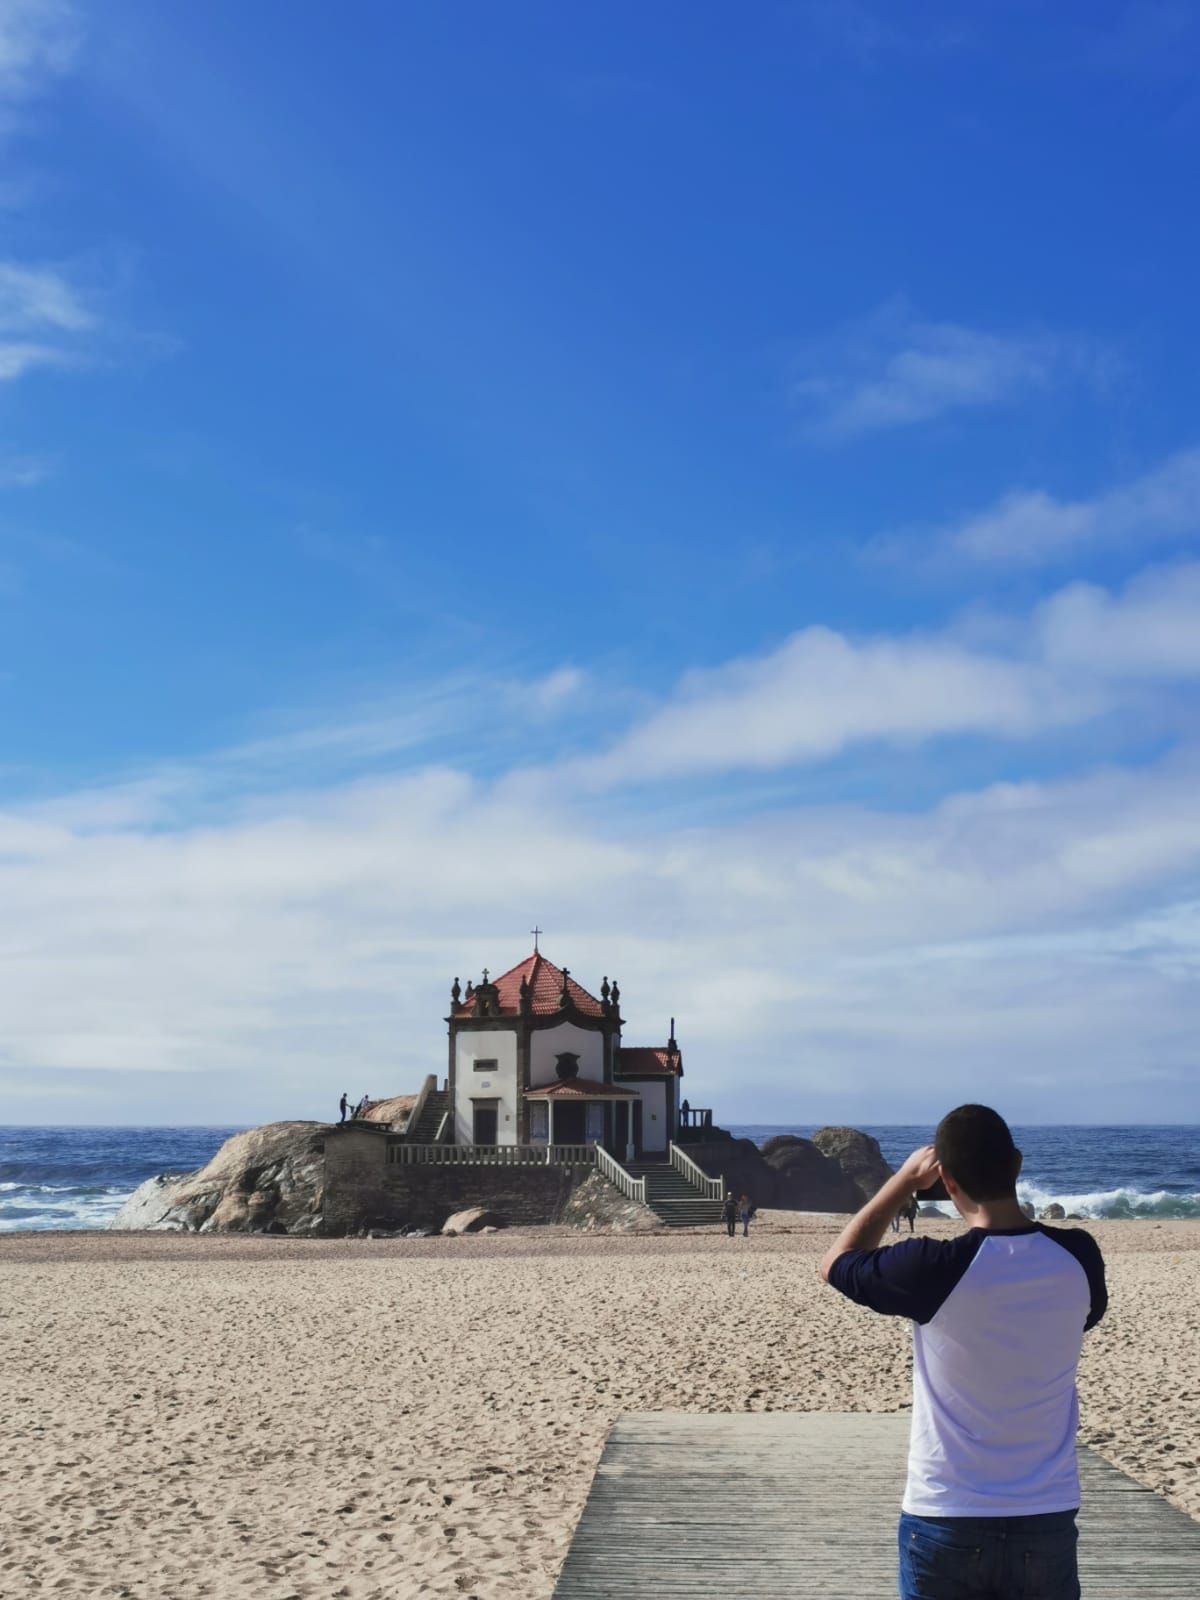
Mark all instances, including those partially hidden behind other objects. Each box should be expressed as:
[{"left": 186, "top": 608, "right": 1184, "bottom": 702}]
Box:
[
  {"left": 0, "top": 451, "right": 52, "bottom": 487},
  {"left": 944, "top": 446, "right": 1200, "bottom": 566},
  {"left": 564, "top": 560, "right": 1200, "bottom": 790},
  {"left": 0, "top": 0, "right": 80, "bottom": 134},
  {"left": 0, "top": 257, "right": 95, "bottom": 381},
  {"left": 793, "top": 301, "right": 1108, "bottom": 441}
]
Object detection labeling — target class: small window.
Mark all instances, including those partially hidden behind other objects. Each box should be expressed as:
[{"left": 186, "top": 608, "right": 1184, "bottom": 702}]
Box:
[{"left": 473, "top": 1057, "right": 498, "bottom": 1072}]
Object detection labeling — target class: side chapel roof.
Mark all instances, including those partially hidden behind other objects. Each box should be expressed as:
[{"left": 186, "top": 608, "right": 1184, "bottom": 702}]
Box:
[{"left": 616, "top": 1046, "right": 683, "bottom": 1077}]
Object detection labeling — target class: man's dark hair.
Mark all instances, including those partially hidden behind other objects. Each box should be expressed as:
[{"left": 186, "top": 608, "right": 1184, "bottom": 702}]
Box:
[{"left": 934, "top": 1104, "right": 1019, "bottom": 1201}]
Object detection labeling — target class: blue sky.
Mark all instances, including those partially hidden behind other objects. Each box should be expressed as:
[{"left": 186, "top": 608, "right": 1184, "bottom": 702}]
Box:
[{"left": 3, "top": 1, "right": 1200, "bottom": 1125}]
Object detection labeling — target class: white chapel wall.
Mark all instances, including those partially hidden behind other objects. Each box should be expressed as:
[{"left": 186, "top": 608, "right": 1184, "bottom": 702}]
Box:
[
  {"left": 454, "top": 1028, "right": 518, "bottom": 1145},
  {"left": 529, "top": 1021, "right": 604, "bottom": 1086}
]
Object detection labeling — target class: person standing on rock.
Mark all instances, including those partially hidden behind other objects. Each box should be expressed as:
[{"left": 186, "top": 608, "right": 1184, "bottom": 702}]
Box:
[
  {"left": 722, "top": 1191, "right": 738, "bottom": 1238},
  {"left": 738, "top": 1194, "right": 752, "bottom": 1238},
  {"left": 339, "top": 1092, "right": 349, "bottom": 1124},
  {"left": 819, "top": 1104, "right": 1107, "bottom": 1600}
]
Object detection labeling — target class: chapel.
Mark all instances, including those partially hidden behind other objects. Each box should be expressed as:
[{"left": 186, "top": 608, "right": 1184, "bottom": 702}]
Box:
[{"left": 446, "top": 946, "right": 682, "bottom": 1160}]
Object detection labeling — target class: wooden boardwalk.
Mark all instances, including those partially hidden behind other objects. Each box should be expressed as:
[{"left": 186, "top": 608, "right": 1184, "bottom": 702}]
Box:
[{"left": 553, "top": 1412, "right": 1200, "bottom": 1598}]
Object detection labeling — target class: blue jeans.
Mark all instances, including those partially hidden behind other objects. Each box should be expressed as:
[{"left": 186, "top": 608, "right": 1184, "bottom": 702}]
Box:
[{"left": 898, "top": 1510, "right": 1079, "bottom": 1600}]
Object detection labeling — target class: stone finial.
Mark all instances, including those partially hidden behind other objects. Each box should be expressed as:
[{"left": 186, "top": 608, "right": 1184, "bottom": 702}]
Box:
[
  {"left": 669, "top": 1015, "right": 676, "bottom": 1048},
  {"left": 610, "top": 979, "right": 620, "bottom": 1009},
  {"left": 601, "top": 975, "right": 611, "bottom": 1001},
  {"left": 451, "top": 977, "right": 461, "bottom": 1005}
]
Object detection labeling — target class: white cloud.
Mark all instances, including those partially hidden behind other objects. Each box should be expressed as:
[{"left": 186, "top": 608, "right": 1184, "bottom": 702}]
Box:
[
  {"left": 4, "top": 738, "right": 1200, "bottom": 1124},
  {"left": 948, "top": 447, "right": 1200, "bottom": 566},
  {"left": 794, "top": 302, "right": 1102, "bottom": 440},
  {"left": 1036, "top": 562, "right": 1200, "bottom": 679},
  {"left": 0, "top": 0, "right": 78, "bottom": 100},
  {"left": 6, "top": 574, "right": 1200, "bottom": 1123},
  {"left": 572, "top": 627, "right": 1096, "bottom": 788},
  {"left": 0, "top": 259, "right": 94, "bottom": 381},
  {"left": 0, "top": 451, "right": 52, "bottom": 486},
  {"left": 571, "top": 561, "right": 1200, "bottom": 789}
]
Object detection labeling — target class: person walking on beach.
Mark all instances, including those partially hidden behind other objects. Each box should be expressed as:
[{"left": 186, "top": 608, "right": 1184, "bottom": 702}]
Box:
[
  {"left": 722, "top": 1192, "right": 738, "bottom": 1238},
  {"left": 820, "top": 1104, "right": 1106, "bottom": 1600},
  {"left": 738, "top": 1193, "right": 752, "bottom": 1238},
  {"left": 902, "top": 1194, "right": 919, "bottom": 1233},
  {"left": 338, "top": 1092, "right": 349, "bottom": 1124}
]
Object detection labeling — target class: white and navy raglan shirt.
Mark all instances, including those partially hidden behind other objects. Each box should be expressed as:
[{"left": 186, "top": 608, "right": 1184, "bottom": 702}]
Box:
[{"left": 829, "top": 1224, "right": 1107, "bottom": 1518}]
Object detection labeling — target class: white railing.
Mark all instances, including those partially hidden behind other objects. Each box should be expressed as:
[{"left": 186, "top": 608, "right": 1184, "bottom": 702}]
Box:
[
  {"left": 669, "top": 1141, "right": 725, "bottom": 1200},
  {"left": 386, "top": 1142, "right": 595, "bottom": 1167},
  {"left": 595, "top": 1145, "right": 647, "bottom": 1205},
  {"left": 433, "top": 1110, "right": 450, "bottom": 1144}
]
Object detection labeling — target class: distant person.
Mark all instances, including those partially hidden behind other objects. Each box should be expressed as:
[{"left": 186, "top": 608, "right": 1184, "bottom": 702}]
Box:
[
  {"left": 338, "top": 1092, "right": 349, "bottom": 1124},
  {"left": 902, "top": 1195, "right": 919, "bottom": 1233},
  {"left": 890, "top": 1207, "right": 902, "bottom": 1234},
  {"left": 739, "top": 1193, "right": 752, "bottom": 1238},
  {"left": 681, "top": 1097, "right": 690, "bottom": 1127},
  {"left": 722, "top": 1192, "right": 738, "bottom": 1239},
  {"left": 819, "top": 1104, "right": 1107, "bottom": 1600}
]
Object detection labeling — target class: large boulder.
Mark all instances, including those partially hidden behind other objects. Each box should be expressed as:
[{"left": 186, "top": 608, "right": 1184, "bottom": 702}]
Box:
[
  {"left": 109, "top": 1121, "right": 327, "bottom": 1235},
  {"left": 360, "top": 1094, "right": 418, "bottom": 1130},
  {"left": 441, "top": 1206, "right": 502, "bottom": 1236},
  {"left": 760, "top": 1135, "right": 862, "bottom": 1210},
  {"left": 811, "top": 1126, "right": 894, "bottom": 1205},
  {"left": 686, "top": 1132, "right": 863, "bottom": 1211}
]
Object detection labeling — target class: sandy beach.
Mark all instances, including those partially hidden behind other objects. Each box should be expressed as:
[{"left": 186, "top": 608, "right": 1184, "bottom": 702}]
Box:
[{"left": 1, "top": 1215, "right": 1196, "bottom": 1599}]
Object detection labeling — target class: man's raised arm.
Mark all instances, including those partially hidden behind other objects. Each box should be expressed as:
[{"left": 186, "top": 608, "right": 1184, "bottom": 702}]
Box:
[{"left": 818, "top": 1145, "right": 941, "bottom": 1283}]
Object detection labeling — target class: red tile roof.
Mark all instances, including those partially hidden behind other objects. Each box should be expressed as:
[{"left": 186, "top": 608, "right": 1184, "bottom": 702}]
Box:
[
  {"left": 454, "top": 951, "right": 606, "bottom": 1018},
  {"left": 524, "top": 1077, "right": 638, "bottom": 1099},
  {"left": 616, "top": 1046, "right": 683, "bottom": 1077}
]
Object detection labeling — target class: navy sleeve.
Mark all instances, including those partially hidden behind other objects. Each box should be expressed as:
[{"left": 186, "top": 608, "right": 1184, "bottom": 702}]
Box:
[
  {"left": 827, "top": 1233, "right": 982, "bottom": 1325},
  {"left": 1038, "top": 1224, "right": 1108, "bottom": 1330}
]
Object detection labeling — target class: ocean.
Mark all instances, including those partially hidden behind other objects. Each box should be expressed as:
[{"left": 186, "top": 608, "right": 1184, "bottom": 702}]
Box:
[{"left": 1, "top": 1123, "right": 1198, "bottom": 1230}]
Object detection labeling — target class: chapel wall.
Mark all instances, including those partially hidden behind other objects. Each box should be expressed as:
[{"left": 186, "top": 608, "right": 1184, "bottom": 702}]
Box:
[
  {"left": 528, "top": 1020, "right": 604, "bottom": 1086},
  {"left": 453, "top": 1027, "right": 519, "bottom": 1144}
]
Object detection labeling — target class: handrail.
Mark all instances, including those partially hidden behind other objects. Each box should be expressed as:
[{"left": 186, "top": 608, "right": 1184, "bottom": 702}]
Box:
[
  {"left": 401, "top": 1072, "right": 439, "bottom": 1140},
  {"left": 669, "top": 1141, "right": 724, "bottom": 1200},
  {"left": 386, "top": 1142, "right": 595, "bottom": 1167},
  {"left": 433, "top": 1110, "right": 450, "bottom": 1144},
  {"left": 595, "top": 1144, "right": 647, "bottom": 1206}
]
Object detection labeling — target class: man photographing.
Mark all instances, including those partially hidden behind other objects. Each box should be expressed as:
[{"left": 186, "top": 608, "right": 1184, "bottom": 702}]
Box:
[{"left": 819, "top": 1104, "right": 1107, "bottom": 1600}]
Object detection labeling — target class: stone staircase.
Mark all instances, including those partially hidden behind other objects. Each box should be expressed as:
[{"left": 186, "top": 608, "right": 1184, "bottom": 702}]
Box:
[
  {"left": 625, "top": 1157, "right": 725, "bottom": 1229},
  {"left": 407, "top": 1086, "right": 451, "bottom": 1144}
]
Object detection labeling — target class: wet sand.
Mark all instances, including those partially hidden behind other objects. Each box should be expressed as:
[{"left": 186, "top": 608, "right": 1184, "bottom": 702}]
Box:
[{"left": 1, "top": 1215, "right": 1196, "bottom": 1598}]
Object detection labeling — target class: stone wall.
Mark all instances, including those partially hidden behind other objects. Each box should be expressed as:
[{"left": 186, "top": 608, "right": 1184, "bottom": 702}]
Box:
[{"left": 322, "top": 1126, "right": 593, "bottom": 1233}]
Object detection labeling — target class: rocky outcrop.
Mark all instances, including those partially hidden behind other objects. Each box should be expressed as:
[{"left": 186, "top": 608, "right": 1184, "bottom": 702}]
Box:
[
  {"left": 810, "top": 1127, "right": 894, "bottom": 1206},
  {"left": 560, "top": 1172, "right": 660, "bottom": 1233},
  {"left": 686, "top": 1127, "right": 889, "bottom": 1212},
  {"left": 759, "top": 1136, "right": 862, "bottom": 1210},
  {"left": 109, "top": 1122, "right": 327, "bottom": 1235},
  {"left": 1040, "top": 1202, "right": 1066, "bottom": 1220},
  {"left": 360, "top": 1094, "right": 417, "bottom": 1130}
]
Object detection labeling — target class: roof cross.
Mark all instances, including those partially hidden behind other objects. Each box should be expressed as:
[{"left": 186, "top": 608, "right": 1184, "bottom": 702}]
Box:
[
  {"left": 482, "top": 968, "right": 489, "bottom": 983},
  {"left": 530, "top": 925, "right": 542, "bottom": 952}
]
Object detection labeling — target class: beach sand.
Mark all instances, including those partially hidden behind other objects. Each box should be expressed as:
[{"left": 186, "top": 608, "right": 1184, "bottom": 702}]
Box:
[{"left": 1, "top": 1215, "right": 1196, "bottom": 1598}]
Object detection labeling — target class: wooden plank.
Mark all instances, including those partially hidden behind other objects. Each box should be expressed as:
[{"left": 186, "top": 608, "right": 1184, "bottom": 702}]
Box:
[{"left": 553, "top": 1413, "right": 1200, "bottom": 1599}]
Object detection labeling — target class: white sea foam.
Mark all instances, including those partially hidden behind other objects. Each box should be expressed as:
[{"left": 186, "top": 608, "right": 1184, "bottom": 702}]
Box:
[{"left": 1017, "top": 1180, "right": 1200, "bottom": 1220}]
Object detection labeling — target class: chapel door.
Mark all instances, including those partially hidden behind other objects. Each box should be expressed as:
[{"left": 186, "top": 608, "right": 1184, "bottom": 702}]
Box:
[{"left": 472, "top": 1101, "right": 498, "bottom": 1146}]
